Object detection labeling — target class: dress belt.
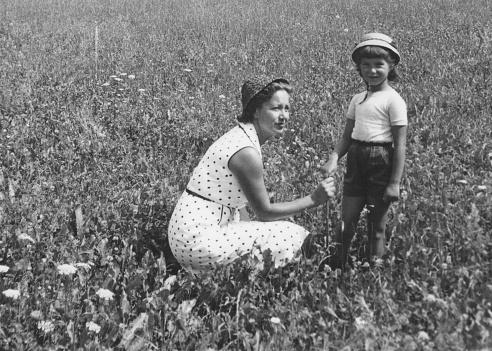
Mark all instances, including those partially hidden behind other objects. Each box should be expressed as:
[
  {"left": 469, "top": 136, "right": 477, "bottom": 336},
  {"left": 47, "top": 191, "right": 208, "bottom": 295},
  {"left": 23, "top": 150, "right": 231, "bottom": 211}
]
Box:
[
  {"left": 186, "top": 188, "right": 213, "bottom": 202},
  {"left": 351, "top": 138, "right": 392, "bottom": 147}
]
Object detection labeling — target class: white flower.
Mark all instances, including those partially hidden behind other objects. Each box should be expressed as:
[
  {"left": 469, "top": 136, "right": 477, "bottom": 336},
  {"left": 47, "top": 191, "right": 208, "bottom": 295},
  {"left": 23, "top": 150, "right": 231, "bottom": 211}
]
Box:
[
  {"left": 128, "top": 75, "right": 135, "bottom": 79},
  {"left": 0, "top": 265, "right": 9, "bottom": 273},
  {"left": 57, "top": 264, "right": 77, "bottom": 275},
  {"left": 477, "top": 185, "right": 487, "bottom": 190},
  {"left": 38, "top": 321, "right": 55, "bottom": 333},
  {"left": 96, "top": 288, "right": 115, "bottom": 300},
  {"left": 75, "top": 262, "right": 91, "bottom": 270},
  {"left": 109, "top": 75, "right": 117, "bottom": 78},
  {"left": 417, "top": 331, "right": 430, "bottom": 341},
  {"left": 113, "top": 77, "right": 122, "bottom": 82},
  {"left": 137, "top": 88, "right": 146, "bottom": 92},
  {"left": 344, "top": 28, "right": 349, "bottom": 32},
  {"left": 3, "top": 289, "right": 20, "bottom": 300},
  {"left": 30, "top": 310, "right": 43, "bottom": 320},
  {"left": 355, "top": 317, "right": 367, "bottom": 326},
  {"left": 457, "top": 179, "right": 468, "bottom": 184},
  {"left": 335, "top": 15, "right": 340, "bottom": 19},
  {"left": 86, "top": 321, "right": 101, "bottom": 333},
  {"left": 120, "top": 73, "right": 127, "bottom": 76},
  {"left": 101, "top": 82, "right": 110, "bottom": 87},
  {"left": 17, "top": 233, "right": 35, "bottom": 243},
  {"left": 183, "top": 68, "right": 192, "bottom": 72},
  {"left": 218, "top": 94, "right": 225, "bottom": 99},
  {"left": 164, "top": 275, "right": 176, "bottom": 290},
  {"left": 270, "top": 317, "right": 281, "bottom": 324},
  {"left": 424, "top": 294, "right": 437, "bottom": 302}
]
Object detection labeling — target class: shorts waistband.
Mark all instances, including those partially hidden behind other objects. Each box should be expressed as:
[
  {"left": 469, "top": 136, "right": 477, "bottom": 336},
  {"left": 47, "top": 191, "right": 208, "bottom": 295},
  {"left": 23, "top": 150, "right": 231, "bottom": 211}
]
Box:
[
  {"left": 186, "top": 188, "right": 213, "bottom": 202},
  {"left": 351, "top": 139, "right": 393, "bottom": 147}
]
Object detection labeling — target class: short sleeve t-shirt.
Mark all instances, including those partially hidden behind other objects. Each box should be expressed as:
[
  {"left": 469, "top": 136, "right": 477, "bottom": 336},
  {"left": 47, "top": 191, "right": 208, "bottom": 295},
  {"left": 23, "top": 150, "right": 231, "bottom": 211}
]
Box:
[{"left": 347, "top": 88, "right": 407, "bottom": 143}]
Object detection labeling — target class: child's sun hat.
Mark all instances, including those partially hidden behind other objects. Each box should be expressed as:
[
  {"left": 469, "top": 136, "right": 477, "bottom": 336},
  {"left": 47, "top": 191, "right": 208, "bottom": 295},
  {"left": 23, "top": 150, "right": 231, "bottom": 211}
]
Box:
[{"left": 352, "top": 33, "right": 401, "bottom": 64}]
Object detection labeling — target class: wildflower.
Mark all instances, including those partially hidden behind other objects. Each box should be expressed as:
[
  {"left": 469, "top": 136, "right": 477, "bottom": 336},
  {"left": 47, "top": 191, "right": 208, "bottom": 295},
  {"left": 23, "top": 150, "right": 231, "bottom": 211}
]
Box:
[
  {"left": 75, "top": 262, "right": 91, "bottom": 270},
  {"left": 30, "top": 310, "right": 43, "bottom": 320},
  {"left": 86, "top": 321, "right": 101, "bottom": 333},
  {"left": 373, "top": 258, "right": 384, "bottom": 268},
  {"left": 38, "top": 321, "right": 55, "bottom": 333},
  {"left": 96, "top": 288, "right": 115, "bottom": 301},
  {"left": 109, "top": 75, "right": 117, "bottom": 78},
  {"left": 417, "top": 331, "right": 430, "bottom": 341},
  {"left": 270, "top": 317, "right": 281, "bottom": 324},
  {"left": 183, "top": 68, "right": 192, "bottom": 72},
  {"left": 57, "top": 264, "right": 77, "bottom": 275},
  {"left": 120, "top": 72, "right": 127, "bottom": 76},
  {"left": 128, "top": 75, "right": 135, "bottom": 79},
  {"left": 137, "top": 88, "right": 146, "bottom": 92},
  {"left": 344, "top": 28, "right": 349, "bottom": 32},
  {"left": 113, "top": 77, "right": 122, "bottom": 82},
  {"left": 164, "top": 275, "right": 176, "bottom": 290},
  {"left": 3, "top": 289, "right": 20, "bottom": 300},
  {"left": 477, "top": 185, "right": 487, "bottom": 190},
  {"left": 335, "top": 15, "right": 340, "bottom": 19},
  {"left": 0, "top": 265, "right": 9, "bottom": 273},
  {"left": 101, "top": 82, "right": 110, "bottom": 87},
  {"left": 218, "top": 95, "right": 225, "bottom": 99},
  {"left": 457, "top": 179, "right": 468, "bottom": 184},
  {"left": 17, "top": 233, "right": 35, "bottom": 243},
  {"left": 355, "top": 317, "right": 368, "bottom": 327},
  {"left": 424, "top": 294, "right": 437, "bottom": 302}
]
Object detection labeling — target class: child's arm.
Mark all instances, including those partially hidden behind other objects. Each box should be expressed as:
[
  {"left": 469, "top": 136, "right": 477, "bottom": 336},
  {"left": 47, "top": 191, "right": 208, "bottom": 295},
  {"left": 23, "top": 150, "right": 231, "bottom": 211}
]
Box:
[
  {"left": 321, "top": 119, "right": 355, "bottom": 175},
  {"left": 384, "top": 125, "right": 407, "bottom": 202}
]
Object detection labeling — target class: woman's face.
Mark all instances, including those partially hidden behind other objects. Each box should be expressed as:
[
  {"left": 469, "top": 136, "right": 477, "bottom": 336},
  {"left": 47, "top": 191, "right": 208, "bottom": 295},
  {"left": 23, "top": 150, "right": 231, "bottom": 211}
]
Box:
[{"left": 254, "top": 90, "right": 290, "bottom": 144}]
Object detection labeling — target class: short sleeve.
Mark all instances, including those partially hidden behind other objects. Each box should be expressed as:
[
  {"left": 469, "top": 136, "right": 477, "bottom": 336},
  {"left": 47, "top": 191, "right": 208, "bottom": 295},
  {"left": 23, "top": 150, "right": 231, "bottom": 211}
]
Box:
[
  {"left": 388, "top": 93, "right": 407, "bottom": 126},
  {"left": 346, "top": 94, "right": 359, "bottom": 120}
]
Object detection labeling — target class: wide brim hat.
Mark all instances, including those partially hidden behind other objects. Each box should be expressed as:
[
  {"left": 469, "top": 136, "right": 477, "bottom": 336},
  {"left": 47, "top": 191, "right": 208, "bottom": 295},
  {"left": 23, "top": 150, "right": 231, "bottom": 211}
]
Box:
[
  {"left": 351, "top": 33, "right": 401, "bottom": 64},
  {"left": 241, "top": 76, "right": 290, "bottom": 113}
]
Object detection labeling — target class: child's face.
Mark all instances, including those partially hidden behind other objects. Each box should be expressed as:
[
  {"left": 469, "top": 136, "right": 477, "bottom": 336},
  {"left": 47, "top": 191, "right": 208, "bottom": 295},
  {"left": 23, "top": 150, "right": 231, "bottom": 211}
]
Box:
[{"left": 359, "top": 57, "right": 392, "bottom": 89}]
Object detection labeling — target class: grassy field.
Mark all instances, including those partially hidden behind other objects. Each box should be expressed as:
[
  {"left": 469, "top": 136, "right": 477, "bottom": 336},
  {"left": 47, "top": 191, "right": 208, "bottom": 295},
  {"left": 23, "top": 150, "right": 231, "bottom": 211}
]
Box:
[{"left": 1, "top": 0, "right": 492, "bottom": 349}]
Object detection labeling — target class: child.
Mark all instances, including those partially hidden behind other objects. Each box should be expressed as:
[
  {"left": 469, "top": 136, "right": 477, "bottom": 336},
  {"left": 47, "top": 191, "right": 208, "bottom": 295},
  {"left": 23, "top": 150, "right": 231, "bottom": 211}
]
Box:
[{"left": 321, "top": 33, "right": 407, "bottom": 271}]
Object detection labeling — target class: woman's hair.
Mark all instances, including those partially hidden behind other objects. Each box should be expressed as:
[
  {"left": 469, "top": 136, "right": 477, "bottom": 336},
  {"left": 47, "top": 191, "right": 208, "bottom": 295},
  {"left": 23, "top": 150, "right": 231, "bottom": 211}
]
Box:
[
  {"left": 238, "top": 81, "right": 293, "bottom": 123},
  {"left": 353, "top": 45, "right": 400, "bottom": 82}
]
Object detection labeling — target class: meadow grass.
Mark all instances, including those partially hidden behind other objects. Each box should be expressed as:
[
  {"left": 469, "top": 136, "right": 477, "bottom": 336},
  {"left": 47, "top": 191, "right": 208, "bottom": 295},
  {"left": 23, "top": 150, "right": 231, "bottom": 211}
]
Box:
[{"left": 1, "top": 0, "right": 492, "bottom": 349}]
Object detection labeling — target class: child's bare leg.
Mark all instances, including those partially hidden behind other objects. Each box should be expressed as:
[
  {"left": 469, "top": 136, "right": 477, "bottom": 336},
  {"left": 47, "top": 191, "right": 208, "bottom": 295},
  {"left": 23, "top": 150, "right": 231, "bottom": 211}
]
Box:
[
  {"left": 366, "top": 198, "right": 391, "bottom": 264},
  {"left": 328, "top": 196, "right": 366, "bottom": 270}
]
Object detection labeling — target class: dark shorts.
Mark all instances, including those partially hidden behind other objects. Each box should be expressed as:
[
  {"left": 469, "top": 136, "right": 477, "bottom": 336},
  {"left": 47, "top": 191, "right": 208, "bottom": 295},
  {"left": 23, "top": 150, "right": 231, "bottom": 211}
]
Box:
[{"left": 343, "top": 139, "right": 393, "bottom": 202}]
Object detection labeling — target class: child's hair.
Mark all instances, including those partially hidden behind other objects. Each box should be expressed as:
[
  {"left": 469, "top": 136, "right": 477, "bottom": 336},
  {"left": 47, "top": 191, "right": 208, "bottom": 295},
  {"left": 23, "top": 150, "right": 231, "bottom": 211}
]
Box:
[
  {"left": 239, "top": 81, "right": 293, "bottom": 123},
  {"left": 353, "top": 46, "right": 400, "bottom": 82}
]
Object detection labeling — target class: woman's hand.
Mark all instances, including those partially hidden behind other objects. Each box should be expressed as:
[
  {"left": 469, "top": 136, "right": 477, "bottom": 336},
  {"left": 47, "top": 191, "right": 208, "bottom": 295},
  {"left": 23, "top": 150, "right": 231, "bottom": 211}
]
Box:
[{"left": 311, "top": 177, "right": 336, "bottom": 206}]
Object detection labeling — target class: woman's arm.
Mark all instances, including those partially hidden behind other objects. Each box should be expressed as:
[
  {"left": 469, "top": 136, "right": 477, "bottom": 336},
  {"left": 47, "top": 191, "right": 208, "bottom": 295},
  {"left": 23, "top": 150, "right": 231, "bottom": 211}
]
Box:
[
  {"left": 238, "top": 206, "right": 251, "bottom": 221},
  {"left": 229, "top": 147, "right": 335, "bottom": 222},
  {"left": 321, "top": 118, "right": 355, "bottom": 175},
  {"left": 384, "top": 125, "right": 407, "bottom": 202}
]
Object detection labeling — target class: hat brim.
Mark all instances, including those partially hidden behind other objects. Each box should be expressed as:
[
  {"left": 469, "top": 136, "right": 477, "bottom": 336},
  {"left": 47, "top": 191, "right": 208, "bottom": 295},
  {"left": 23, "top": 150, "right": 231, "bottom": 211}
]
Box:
[
  {"left": 352, "top": 40, "right": 401, "bottom": 64},
  {"left": 243, "top": 78, "right": 290, "bottom": 110}
]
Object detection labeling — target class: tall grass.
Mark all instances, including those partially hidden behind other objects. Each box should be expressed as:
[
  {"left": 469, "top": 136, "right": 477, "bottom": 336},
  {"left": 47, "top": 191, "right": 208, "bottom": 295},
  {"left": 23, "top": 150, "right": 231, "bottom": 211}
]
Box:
[{"left": 1, "top": 0, "right": 491, "bottom": 349}]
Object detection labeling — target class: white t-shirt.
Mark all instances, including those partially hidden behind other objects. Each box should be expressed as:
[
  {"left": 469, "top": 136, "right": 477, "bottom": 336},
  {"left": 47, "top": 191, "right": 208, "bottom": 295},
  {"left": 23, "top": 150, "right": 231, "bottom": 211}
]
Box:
[{"left": 347, "top": 88, "right": 407, "bottom": 143}]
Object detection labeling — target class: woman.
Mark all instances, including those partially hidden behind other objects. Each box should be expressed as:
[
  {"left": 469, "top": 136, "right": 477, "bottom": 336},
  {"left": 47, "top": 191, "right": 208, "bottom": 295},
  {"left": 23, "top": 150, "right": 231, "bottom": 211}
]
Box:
[{"left": 168, "top": 76, "right": 335, "bottom": 271}]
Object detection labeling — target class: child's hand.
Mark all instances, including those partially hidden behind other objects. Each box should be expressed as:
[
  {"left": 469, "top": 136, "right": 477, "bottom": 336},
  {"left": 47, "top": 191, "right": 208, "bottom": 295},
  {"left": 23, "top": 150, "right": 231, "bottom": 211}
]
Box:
[
  {"left": 320, "top": 159, "right": 338, "bottom": 176},
  {"left": 383, "top": 183, "right": 400, "bottom": 203}
]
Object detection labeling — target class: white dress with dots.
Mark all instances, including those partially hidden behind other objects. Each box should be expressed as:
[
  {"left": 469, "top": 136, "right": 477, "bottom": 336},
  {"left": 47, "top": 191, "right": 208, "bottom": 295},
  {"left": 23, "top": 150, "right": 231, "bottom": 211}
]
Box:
[{"left": 168, "top": 122, "right": 309, "bottom": 271}]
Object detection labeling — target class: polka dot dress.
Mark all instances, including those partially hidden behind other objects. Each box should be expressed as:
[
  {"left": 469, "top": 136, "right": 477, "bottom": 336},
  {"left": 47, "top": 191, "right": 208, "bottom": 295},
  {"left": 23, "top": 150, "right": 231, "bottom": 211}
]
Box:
[{"left": 168, "top": 122, "right": 309, "bottom": 272}]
